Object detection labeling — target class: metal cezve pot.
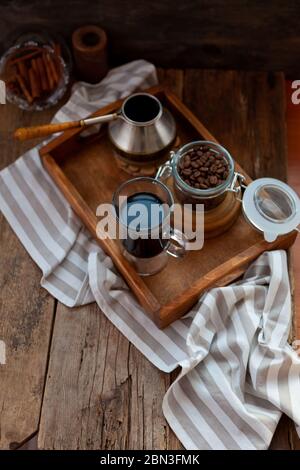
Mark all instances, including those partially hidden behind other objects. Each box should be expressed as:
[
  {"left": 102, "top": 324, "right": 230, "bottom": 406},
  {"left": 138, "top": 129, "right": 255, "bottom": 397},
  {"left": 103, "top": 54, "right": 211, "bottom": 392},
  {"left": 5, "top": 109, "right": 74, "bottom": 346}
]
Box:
[{"left": 87, "top": 92, "right": 176, "bottom": 160}]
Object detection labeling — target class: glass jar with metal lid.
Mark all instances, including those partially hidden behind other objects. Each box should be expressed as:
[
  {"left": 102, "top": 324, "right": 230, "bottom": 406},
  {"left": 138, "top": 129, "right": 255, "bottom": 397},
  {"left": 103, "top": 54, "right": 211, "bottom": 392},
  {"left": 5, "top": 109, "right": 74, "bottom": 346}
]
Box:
[{"left": 156, "top": 140, "right": 300, "bottom": 242}]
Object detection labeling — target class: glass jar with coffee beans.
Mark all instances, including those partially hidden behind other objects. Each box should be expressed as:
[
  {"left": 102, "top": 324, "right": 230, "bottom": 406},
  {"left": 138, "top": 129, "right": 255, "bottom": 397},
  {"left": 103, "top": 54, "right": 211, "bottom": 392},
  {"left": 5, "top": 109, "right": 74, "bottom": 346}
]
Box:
[
  {"left": 156, "top": 140, "right": 300, "bottom": 242},
  {"left": 169, "top": 141, "right": 236, "bottom": 210}
]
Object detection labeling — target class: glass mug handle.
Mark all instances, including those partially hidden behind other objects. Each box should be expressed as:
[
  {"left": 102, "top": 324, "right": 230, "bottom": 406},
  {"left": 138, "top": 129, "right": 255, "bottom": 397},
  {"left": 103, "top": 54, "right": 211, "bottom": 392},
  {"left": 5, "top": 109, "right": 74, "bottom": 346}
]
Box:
[{"left": 166, "top": 228, "right": 186, "bottom": 258}]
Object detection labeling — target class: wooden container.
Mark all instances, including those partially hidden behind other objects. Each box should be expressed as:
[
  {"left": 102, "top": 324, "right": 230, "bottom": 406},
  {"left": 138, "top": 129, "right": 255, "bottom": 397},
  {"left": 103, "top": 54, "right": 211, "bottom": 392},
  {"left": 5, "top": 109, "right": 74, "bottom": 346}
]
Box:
[
  {"left": 72, "top": 25, "right": 108, "bottom": 83},
  {"left": 40, "top": 85, "right": 297, "bottom": 328}
]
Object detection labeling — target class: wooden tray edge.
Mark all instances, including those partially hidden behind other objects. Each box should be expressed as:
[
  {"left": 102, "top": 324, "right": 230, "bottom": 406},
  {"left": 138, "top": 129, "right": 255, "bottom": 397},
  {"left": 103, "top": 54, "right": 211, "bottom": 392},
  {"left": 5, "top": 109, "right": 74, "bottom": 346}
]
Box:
[
  {"left": 42, "top": 153, "right": 162, "bottom": 317},
  {"left": 157, "top": 230, "right": 297, "bottom": 328}
]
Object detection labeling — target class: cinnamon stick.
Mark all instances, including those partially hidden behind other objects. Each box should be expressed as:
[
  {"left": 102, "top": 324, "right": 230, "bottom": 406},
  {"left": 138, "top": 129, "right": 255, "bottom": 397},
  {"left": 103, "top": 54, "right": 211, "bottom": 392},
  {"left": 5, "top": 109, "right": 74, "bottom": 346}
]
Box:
[
  {"left": 5, "top": 43, "right": 63, "bottom": 103},
  {"left": 9, "top": 49, "right": 42, "bottom": 65},
  {"left": 31, "top": 59, "right": 42, "bottom": 90},
  {"left": 29, "top": 67, "right": 40, "bottom": 99},
  {"left": 43, "top": 52, "right": 54, "bottom": 89},
  {"left": 31, "top": 58, "right": 39, "bottom": 76},
  {"left": 36, "top": 57, "right": 49, "bottom": 91},
  {"left": 17, "top": 61, "right": 29, "bottom": 85},
  {"left": 46, "top": 53, "right": 59, "bottom": 84},
  {"left": 16, "top": 73, "right": 33, "bottom": 103}
]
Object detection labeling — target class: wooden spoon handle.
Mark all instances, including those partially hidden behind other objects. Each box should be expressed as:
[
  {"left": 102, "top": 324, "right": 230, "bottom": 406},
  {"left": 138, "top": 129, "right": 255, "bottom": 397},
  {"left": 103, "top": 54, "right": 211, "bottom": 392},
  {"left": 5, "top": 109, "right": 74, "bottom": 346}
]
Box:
[{"left": 14, "top": 120, "right": 83, "bottom": 141}]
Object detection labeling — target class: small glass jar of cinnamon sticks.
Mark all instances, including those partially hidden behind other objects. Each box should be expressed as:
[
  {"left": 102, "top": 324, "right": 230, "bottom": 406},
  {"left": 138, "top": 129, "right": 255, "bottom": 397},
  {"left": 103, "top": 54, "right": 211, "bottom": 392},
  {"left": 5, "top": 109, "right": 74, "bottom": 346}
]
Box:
[{"left": 0, "top": 33, "right": 70, "bottom": 110}]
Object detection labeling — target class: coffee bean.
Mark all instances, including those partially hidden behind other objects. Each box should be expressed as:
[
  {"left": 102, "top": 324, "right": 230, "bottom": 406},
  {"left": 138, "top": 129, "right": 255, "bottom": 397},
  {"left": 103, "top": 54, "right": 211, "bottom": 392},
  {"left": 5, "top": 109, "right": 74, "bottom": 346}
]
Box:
[
  {"left": 178, "top": 146, "right": 230, "bottom": 191},
  {"left": 209, "top": 175, "right": 218, "bottom": 185}
]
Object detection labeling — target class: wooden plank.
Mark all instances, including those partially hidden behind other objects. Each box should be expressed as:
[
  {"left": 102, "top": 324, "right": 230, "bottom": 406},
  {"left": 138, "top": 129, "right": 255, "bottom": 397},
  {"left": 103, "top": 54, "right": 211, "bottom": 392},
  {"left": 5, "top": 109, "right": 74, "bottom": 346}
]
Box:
[
  {"left": 0, "top": 102, "right": 62, "bottom": 449},
  {"left": 285, "top": 80, "right": 300, "bottom": 450},
  {"left": 269, "top": 415, "right": 293, "bottom": 450},
  {"left": 183, "top": 69, "right": 298, "bottom": 450},
  {"left": 0, "top": 223, "right": 54, "bottom": 450},
  {"left": 38, "top": 303, "right": 183, "bottom": 449},
  {"left": 2, "top": 1, "right": 300, "bottom": 73},
  {"left": 290, "top": 422, "right": 300, "bottom": 450},
  {"left": 286, "top": 80, "right": 300, "bottom": 342},
  {"left": 183, "top": 70, "right": 287, "bottom": 180}
]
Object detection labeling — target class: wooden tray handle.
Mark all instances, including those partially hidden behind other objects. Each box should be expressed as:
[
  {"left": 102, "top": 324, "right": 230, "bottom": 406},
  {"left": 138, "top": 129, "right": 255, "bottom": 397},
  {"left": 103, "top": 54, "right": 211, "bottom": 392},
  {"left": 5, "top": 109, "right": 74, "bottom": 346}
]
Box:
[{"left": 14, "top": 120, "right": 83, "bottom": 141}]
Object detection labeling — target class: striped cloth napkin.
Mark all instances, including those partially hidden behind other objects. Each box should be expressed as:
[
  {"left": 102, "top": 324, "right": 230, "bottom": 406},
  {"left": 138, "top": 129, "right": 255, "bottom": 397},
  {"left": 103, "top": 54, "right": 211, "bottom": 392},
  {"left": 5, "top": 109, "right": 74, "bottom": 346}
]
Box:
[{"left": 1, "top": 60, "right": 300, "bottom": 450}]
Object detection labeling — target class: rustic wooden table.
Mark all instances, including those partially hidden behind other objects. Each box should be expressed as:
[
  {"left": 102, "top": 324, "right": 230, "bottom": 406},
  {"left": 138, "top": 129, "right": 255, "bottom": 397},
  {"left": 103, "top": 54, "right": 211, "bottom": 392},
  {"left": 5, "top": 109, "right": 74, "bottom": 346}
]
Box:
[{"left": 0, "top": 69, "right": 299, "bottom": 450}]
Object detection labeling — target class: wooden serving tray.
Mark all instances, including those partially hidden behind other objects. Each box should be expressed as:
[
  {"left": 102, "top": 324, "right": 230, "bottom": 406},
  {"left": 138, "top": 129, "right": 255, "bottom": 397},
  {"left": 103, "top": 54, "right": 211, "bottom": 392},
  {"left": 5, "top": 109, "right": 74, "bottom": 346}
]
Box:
[{"left": 40, "top": 85, "right": 297, "bottom": 328}]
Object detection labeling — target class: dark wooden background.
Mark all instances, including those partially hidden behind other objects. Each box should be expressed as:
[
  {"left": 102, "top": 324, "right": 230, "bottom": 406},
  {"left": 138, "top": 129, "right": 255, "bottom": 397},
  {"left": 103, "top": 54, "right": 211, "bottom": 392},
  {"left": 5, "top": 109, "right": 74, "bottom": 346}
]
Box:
[{"left": 1, "top": 0, "right": 300, "bottom": 73}]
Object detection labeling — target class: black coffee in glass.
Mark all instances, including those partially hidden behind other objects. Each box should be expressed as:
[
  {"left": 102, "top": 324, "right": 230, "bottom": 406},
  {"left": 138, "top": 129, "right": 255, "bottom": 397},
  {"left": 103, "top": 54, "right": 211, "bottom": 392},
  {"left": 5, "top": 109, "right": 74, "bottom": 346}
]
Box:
[{"left": 119, "top": 192, "right": 169, "bottom": 258}]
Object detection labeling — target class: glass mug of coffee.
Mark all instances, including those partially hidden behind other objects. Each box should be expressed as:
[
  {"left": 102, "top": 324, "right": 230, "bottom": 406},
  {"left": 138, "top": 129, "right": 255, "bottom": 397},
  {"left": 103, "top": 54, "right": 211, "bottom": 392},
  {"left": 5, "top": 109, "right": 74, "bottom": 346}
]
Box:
[{"left": 112, "top": 177, "right": 186, "bottom": 276}]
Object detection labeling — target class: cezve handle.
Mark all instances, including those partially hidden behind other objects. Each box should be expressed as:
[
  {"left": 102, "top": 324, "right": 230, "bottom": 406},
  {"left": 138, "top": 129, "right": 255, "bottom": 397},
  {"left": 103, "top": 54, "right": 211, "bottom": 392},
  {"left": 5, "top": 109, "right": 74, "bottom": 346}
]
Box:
[{"left": 14, "top": 113, "right": 119, "bottom": 141}]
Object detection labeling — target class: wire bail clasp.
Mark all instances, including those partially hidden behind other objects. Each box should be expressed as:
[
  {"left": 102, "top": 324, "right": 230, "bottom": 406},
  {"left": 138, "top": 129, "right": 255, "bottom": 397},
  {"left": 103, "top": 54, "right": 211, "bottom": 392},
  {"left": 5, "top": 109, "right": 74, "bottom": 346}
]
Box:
[
  {"left": 226, "top": 172, "right": 247, "bottom": 201},
  {"left": 155, "top": 151, "right": 175, "bottom": 181}
]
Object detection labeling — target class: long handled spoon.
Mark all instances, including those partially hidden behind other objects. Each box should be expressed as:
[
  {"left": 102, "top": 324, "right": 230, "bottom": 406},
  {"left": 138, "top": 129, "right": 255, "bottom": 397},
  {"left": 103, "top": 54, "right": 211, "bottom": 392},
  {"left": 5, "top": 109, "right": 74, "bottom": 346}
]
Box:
[{"left": 14, "top": 113, "right": 119, "bottom": 141}]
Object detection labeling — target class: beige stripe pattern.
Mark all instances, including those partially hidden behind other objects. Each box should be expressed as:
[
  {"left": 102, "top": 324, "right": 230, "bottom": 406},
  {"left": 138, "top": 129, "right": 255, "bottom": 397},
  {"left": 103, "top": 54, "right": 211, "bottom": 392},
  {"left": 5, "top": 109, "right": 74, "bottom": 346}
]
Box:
[{"left": 1, "top": 60, "right": 300, "bottom": 449}]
